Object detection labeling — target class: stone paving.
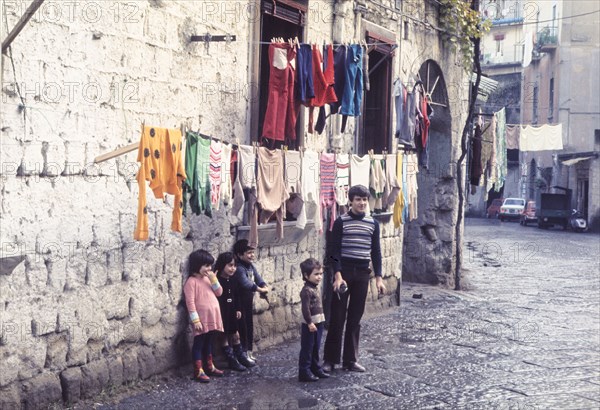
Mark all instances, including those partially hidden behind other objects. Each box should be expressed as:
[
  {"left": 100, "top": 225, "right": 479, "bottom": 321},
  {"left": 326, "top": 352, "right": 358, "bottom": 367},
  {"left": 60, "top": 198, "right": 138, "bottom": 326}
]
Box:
[{"left": 77, "top": 218, "right": 600, "bottom": 409}]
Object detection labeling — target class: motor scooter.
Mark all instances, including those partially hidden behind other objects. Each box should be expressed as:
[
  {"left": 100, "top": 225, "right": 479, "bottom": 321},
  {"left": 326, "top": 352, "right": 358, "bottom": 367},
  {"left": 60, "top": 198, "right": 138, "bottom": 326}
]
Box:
[{"left": 570, "top": 209, "right": 587, "bottom": 232}]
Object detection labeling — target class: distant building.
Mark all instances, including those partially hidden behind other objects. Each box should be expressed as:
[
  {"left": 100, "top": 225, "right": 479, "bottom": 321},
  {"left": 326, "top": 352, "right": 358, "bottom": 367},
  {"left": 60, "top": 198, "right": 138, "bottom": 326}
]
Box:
[
  {"left": 520, "top": 0, "right": 600, "bottom": 229},
  {"left": 469, "top": 0, "right": 524, "bottom": 216}
]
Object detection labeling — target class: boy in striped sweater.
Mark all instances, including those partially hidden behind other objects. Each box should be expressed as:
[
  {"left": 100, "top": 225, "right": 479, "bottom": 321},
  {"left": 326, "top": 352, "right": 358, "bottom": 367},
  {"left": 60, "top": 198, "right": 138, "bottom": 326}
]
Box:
[{"left": 323, "top": 185, "right": 386, "bottom": 373}]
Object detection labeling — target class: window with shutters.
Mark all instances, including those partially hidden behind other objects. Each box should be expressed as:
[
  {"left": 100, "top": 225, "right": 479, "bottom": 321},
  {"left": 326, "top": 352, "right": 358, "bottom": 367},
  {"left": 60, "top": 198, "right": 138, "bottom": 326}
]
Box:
[
  {"left": 359, "top": 31, "right": 395, "bottom": 155},
  {"left": 253, "top": 0, "right": 307, "bottom": 149}
]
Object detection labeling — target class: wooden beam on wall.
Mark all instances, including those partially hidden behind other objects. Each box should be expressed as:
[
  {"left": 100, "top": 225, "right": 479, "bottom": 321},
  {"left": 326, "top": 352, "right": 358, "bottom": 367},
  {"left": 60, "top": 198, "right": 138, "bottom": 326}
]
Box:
[{"left": 2, "top": 0, "right": 46, "bottom": 55}]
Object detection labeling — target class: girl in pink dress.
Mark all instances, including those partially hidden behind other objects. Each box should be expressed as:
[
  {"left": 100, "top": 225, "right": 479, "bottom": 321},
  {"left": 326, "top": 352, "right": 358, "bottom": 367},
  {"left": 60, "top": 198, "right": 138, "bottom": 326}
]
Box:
[{"left": 184, "top": 249, "right": 224, "bottom": 382}]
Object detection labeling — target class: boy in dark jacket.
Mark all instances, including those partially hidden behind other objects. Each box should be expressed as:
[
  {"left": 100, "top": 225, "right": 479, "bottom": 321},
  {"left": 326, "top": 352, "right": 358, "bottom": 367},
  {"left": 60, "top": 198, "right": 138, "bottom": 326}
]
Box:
[
  {"left": 233, "top": 239, "right": 269, "bottom": 362},
  {"left": 298, "top": 258, "right": 329, "bottom": 382}
]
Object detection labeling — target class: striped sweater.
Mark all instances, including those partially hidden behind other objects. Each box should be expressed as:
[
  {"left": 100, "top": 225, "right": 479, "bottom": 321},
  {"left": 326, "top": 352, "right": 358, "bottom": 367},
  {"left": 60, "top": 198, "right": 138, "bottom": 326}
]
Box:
[{"left": 328, "top": 211, "right": 382, "bottom": 277}]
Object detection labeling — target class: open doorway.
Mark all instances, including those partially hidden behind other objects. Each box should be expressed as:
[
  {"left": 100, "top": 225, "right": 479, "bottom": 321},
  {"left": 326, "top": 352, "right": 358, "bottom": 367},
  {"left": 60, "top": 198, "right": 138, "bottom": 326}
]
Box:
[
  {"left": 257, "top": 4, "right": 305, "bottom": 149},
  {"left": 360, "top": 32, "right": 395, "bottom": 155},
  {"left": 577, "top": 179, "right": 589, "bottom": 218},
  {"left": 362, "top": 48, "right": 392, "bottom": 154}
]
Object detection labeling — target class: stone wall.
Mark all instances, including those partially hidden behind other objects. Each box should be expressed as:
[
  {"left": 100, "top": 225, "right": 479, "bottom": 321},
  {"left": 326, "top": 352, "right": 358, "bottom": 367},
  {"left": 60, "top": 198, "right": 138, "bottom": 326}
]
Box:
[
  {"left": 0, "top": 1, "right": 465, "bottom": 407},
  {"left": 393, "top": 1, "right": 469, "bottom": 287}
]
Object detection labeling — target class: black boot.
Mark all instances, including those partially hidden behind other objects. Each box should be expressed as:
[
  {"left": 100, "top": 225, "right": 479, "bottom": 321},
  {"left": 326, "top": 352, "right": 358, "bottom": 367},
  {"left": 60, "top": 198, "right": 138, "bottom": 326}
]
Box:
[
  {"left": 233, "top": 344, "right": 256, "bottom": 368},
  {"left": 224, "top": 346, "right": 246, "bottom": 372}
]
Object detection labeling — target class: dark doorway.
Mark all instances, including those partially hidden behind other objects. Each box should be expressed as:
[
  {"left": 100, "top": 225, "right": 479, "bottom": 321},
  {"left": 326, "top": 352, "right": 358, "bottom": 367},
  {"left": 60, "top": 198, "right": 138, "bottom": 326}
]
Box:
[
  {"left": 577, "top": 179, "right": 589, "bottom": 218},
  {"left": 258, "top": 11, "right": 304, "bottom": 148},
  {"left": 362, "top": 49, "right": 392, "bottom": 154}
]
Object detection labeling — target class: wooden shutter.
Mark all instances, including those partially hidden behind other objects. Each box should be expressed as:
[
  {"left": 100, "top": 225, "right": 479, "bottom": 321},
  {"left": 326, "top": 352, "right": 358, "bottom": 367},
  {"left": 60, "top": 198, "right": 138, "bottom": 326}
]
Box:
[{"left": 262, "top": 0, "right": 308, "bottom": 26}]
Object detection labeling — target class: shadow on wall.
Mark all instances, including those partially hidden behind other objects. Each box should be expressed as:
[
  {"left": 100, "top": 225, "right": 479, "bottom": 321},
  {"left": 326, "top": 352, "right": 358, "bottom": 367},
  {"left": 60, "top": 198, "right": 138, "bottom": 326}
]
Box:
[{"left": 175, "top": 297, "right": 193, "bottom": 365}]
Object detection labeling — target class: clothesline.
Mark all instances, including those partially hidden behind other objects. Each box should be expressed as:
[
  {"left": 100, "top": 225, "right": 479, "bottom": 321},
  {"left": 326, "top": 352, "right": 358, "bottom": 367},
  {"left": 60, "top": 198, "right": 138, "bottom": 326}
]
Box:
[
  {"left": 255, "top": 41, "right": 397, "bottom": 46},
  {"left": 94, "top": 124, "right": 399, "bottom": 164}
]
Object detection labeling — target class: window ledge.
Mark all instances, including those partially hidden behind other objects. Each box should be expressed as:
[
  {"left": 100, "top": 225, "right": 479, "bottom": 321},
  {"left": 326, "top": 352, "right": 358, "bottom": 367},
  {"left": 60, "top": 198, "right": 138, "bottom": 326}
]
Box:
[
  {"left": 235, "top": 220, "right": 315, "bottom": 247},
  {"left": 371, "top": 212, "right": 393, "bottom": 220}
]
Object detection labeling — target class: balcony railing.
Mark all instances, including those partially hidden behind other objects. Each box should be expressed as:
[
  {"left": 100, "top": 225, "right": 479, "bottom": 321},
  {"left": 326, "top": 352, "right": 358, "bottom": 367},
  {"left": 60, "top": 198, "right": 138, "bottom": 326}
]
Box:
[{"left": 536, "top": 26, "right": 558, "bottom": 52}]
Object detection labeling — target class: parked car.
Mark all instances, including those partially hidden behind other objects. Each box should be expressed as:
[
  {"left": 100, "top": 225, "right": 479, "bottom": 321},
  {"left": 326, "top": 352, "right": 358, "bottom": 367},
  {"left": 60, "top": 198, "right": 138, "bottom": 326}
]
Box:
[
  {"left": 520, "top": 200, "right": 537, "bottom": 226},
  {"left": 499, "top": 198, "right": 526, "bottom": 221},
  {"left": 486, "top": 198, "right": 504, "bottom": 218}
]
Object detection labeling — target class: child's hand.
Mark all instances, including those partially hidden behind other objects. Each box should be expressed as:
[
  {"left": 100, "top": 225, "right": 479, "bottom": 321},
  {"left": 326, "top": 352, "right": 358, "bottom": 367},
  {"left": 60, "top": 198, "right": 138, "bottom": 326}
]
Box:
[
  {"left": 308, "top": 323, "right": 317, "bottom": 332},
  {"left": 194, "top": 322, "right": 203, "bottom": 332},
  {"left": 236, "top": 311, "right": 242, "bottom": 319},
  {"left": 258, "top": 286, "right": 269, "bottom": 293}
]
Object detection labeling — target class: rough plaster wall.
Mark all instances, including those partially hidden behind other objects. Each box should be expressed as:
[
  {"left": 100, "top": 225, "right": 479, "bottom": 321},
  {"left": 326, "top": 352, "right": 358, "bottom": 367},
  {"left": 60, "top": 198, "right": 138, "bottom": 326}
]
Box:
[
  {"left": 0, "top": 1, "right": 251, "bottom": 407},
  {"left": 0, "top": 1, "right": 407, "bottom": 407}
]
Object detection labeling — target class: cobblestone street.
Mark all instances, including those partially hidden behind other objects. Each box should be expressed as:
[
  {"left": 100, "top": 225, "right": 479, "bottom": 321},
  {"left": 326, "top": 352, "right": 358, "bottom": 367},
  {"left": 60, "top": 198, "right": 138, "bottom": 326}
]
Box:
[{"left": 82, "top": 219, "right": 600, "bottom": 409}]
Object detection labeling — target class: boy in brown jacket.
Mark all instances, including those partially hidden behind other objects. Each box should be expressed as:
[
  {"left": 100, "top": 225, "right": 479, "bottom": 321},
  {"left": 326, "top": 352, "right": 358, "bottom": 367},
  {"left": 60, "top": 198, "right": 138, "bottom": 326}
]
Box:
[{"left": 298, "top": 258, "right": 330, "bottom": 382}]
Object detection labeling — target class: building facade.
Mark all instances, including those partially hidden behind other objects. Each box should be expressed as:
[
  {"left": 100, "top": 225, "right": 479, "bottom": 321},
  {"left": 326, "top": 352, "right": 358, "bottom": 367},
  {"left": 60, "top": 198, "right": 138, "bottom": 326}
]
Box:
[
  {"left": 0, "top": 1, "right": 469, "bottom": 406},
  {"left": 520, "top": 0, "right": 600, "bottom": 229}
]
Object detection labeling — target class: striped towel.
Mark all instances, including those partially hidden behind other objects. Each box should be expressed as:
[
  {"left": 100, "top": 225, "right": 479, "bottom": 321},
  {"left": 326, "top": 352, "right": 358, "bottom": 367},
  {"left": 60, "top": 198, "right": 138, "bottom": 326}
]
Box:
[
  {"left": 320, "top": 153, "right": 336, "bottom": 230},
  {"left": 209, "top": 140, "right": 222, "bottom": 209}
]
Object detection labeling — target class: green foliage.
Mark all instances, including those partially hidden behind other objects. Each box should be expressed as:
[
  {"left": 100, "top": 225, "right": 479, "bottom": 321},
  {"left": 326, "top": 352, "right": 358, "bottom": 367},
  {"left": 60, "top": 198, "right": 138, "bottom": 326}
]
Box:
[{"left": 438, "top": 0, "right": 491, "bottom": 72}]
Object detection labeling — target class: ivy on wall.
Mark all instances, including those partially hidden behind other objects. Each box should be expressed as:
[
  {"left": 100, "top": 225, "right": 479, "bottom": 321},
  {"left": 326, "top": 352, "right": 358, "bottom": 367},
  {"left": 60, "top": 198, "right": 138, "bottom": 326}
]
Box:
[{"left": 438, "top": 0, "right": 491, "bottom": 71}]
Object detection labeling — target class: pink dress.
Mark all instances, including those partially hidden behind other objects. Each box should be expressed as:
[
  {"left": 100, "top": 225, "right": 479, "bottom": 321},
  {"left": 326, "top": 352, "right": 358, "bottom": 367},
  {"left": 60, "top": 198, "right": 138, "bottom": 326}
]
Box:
[{"left": 184, "top": 275, "right": 224, "bottom": 336}]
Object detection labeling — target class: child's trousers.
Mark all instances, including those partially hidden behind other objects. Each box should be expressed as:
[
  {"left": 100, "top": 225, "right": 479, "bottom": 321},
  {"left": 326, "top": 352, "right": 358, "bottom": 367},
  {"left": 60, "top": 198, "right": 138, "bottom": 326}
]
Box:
[{"left": 298, "top": 322, "right": 324, "bottom": 373}]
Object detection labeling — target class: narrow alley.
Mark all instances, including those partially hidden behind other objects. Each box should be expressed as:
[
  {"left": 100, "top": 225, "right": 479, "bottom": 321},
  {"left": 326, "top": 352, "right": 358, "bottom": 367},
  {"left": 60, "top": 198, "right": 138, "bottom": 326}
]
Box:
[{"left": 74, "top": 220, "right": 600, "bottom": 409}]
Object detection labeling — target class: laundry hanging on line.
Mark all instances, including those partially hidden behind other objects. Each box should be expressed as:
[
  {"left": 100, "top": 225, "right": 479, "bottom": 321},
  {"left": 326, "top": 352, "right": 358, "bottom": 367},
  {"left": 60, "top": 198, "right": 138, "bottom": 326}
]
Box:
[
  {"left": 519, "top": 123, "right": 563, "bottom": 151},
  {"left": 131, "top": 125, "right": 420, "bottom": 242}
]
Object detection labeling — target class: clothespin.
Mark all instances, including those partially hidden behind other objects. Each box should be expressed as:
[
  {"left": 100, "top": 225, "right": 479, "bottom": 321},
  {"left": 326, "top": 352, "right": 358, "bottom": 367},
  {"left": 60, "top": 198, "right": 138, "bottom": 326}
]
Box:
[
  {"left": 225, "top": 33, "right": 232, "bottom": 45},
  {"left": 295, "top": 36, "right": 300, "bottom": 46}
]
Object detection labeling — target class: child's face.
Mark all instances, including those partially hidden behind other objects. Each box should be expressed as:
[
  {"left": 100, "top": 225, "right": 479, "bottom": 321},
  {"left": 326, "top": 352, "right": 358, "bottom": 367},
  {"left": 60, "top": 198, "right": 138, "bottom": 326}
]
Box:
[
  {"left": 198, "top": 264, "right": 213, "bottom": 276},
  {"left": 239, "top": 249, "right": 255, "bottom": 264},
  {"left": 221, "top": 260, "right": 236, "bottom": 277},
  {"left": 349, "top": 196, "right": 368, "bottom": 214},
  {"left": 306, "top": 268, "right": 323, "bottom": 286}
]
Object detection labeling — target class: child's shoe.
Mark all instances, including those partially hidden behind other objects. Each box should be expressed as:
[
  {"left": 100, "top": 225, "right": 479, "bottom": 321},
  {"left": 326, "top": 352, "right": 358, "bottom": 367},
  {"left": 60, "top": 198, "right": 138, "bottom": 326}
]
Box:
[
  {"left": 204, "top": 354, "right": 224, "bottom": 377},
  {"left": 224, "top": 346, "right": 247, "bottom": 372},
  {"left": 193, "top": 360, "right": 210, "bottom": 383},
  {"left": 233, "top": 344, "right": 256, "bottom": 368}
]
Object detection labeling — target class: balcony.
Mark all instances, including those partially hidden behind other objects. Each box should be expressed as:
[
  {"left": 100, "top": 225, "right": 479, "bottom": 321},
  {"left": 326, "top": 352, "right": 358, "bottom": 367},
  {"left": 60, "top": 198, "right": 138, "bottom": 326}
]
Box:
[{"left": 536, "top": 26, "right": 558, "bottom": 52}]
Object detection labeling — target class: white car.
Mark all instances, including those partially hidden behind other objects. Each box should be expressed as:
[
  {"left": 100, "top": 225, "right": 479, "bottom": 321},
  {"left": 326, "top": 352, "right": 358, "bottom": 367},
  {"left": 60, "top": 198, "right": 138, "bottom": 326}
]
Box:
[{"left": 499, "top": 198, "right": 526, "bottom": 221}]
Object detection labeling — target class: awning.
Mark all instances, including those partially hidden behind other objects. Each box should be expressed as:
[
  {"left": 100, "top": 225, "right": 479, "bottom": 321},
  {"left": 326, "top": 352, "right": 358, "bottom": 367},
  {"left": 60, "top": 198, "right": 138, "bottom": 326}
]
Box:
[
  {"left": 558, "top": 151, "right": 599, "bottom": 166},
  {"left": 561, "top": 156, "right": 595, "bottom": 166},
  {"left": 472, "top": 73, "right": 499, "bottom": 102}
]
